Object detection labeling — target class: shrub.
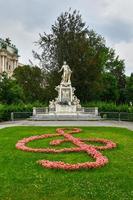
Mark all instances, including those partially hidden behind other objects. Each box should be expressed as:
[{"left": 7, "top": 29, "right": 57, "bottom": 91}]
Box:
[
  {"left": 83, "top": 101, "right": 133, "bottom": 113},
  {"left": 0, "top": 102, "right": 47, "bottom": 121}
]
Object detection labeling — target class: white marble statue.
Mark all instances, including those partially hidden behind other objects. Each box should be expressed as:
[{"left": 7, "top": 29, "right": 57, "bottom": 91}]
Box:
[{"left": 59, "top": 61, "right": 72, "bottom": 84}]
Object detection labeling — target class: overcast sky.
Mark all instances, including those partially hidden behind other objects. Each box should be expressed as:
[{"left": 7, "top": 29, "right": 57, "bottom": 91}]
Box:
[{"left": 0, "top": 0, "right": 133, "bottom": 75}]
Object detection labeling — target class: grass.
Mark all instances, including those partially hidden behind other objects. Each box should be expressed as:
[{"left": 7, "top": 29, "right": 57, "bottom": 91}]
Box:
[{"left": 0, "top": 126, "right": 133, "bottom": 200}]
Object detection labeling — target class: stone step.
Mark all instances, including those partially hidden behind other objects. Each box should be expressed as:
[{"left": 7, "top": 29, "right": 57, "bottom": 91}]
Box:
[{"left": 30, "top": 114, "right": 101, "bottom": 121}]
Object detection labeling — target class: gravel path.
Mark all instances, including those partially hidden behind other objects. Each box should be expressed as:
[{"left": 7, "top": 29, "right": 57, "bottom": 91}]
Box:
[{"left": 0, "top": 120, "right": 133, "bottom": 131}]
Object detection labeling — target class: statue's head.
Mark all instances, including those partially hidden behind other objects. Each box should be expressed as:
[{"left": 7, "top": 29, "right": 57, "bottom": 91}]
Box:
[{"left": 63, "top": 61, "right": 67, "bottom": 65}]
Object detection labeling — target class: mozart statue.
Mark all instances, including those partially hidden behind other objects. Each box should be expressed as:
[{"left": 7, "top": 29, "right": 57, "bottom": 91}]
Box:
[{"left": 59, "top": 61, "right": 72, "bottom": 84}]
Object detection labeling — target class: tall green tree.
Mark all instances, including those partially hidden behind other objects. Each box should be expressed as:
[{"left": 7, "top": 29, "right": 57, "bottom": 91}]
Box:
[
  {"left": 33, "top": 9, "right": 126, "bottom": 103},
  {"left": 13, "top": 65, "right": 46, "bottom": 102},
  {"left": 0, "top": 72, "right": 24, "bottom": 104},
  {"left": 104, "top": 49, "right": 126, "bottom": 103},
  {"left": 101, "top": 73, "right": 119, "bottom": 102},
  {"left": 126, "top": 73, "right": 133, "bottom": 103}
]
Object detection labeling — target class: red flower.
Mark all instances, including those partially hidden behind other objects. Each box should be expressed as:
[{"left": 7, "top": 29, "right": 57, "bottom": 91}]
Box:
[{"left": 16, "top": 128, "right": 117, "bottom": 170}]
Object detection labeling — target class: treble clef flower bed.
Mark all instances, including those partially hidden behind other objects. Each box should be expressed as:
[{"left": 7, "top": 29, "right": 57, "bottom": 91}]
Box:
[{"left": 16, "top": 128, "right": 117, "bottom": 170}]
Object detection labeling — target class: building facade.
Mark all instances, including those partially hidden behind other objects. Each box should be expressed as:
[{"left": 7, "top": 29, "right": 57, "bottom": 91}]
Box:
[{"left": 0, "top": 38, "right": 19, "bottom": 77}]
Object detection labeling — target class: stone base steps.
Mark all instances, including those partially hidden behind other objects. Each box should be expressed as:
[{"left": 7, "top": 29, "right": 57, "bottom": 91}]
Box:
[{"left": 30, "top": 114, "right": 101, "bottom": 121}]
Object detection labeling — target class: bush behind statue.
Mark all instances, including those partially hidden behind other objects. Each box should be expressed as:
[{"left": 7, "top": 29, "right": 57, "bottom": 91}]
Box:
[
  {"left": 0, "top": 102, "right": 46, "bottom": 121},
  {"left": 0, "top": 102, "right": 133, "bottom": 121},
  {"left": 84, "top": 101, "right": 133, "bottom": 112}
]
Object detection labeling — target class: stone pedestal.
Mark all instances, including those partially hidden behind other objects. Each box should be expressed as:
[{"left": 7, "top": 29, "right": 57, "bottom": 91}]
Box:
[
  {"left": 49, "top": 81, "right": 81, "bottom": 114},
  {"left": 56, "top": 83, "right": 73, "bottom": 103}
]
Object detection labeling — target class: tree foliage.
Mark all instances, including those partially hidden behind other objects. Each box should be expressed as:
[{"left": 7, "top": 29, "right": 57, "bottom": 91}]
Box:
[
  {"left": 126, "top": 73, "right": 133, "bottom": 103},
  {"left": 101, "top": 73, "right": 119, "bottom": 102},
  {"left": 13, "top": 65, "right": 46, "bottom": 102},
  {"left": 0, "top": 72, "right": 24, "bottom": 104},
  {"left": 33, "top": 9, "right": 126, "bottom": 103}
]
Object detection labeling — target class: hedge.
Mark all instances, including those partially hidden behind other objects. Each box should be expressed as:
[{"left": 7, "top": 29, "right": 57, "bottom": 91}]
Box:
[
  {"left": 0, "top": 102, "right": 133, "bottom": 121},
  {"left": 0, "top": 103, "right": 46, "bottom": 121},
  {"left": 83, "top": 101, "right": 133, "bottom": 112}
]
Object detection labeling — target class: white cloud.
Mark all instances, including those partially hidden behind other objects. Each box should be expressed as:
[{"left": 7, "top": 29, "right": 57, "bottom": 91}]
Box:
[
  {"left": 114, "top": 41, "right": 133, "bottom": 75},
  {"left": 0, "top": 0, "right": 133, "bottom": 75},
  {"left": 101, "top": 0, "right": 133, "bottom": 23},
  {"left": 0, "top": 19, "right": 42, "bottom": 64}
]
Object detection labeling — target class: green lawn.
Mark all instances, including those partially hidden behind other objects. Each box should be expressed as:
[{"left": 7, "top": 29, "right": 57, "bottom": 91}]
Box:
[{"left": 0, "top": 126, "right": 132, "bottom": 200}]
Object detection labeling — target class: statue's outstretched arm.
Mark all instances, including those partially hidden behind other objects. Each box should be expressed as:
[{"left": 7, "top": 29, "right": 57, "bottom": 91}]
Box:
[{"left": 58, "top": 66, "right": 63, "bottom": 73}]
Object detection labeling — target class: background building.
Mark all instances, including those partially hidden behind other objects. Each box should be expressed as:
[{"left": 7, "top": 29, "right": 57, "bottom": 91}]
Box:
[{"left": 0, "top": 38, "right": 19, "bottom": 76}]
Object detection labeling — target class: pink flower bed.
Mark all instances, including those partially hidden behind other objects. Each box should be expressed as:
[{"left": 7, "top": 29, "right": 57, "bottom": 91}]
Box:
[{"left": 16, "top": 128, "right": 117, "bottom": 170}]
